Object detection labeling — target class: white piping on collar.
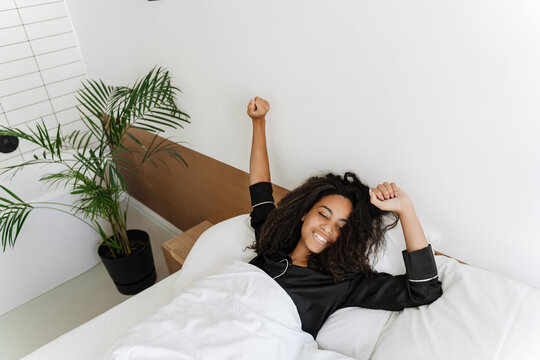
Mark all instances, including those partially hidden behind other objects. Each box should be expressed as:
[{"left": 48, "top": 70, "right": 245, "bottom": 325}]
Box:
[{"left": 273, "top": 258, "right": 290, "bottom": 280}]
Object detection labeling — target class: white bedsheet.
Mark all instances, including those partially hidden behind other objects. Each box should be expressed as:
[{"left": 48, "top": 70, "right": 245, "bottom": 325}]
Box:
[{"left": 104, "top": 261, "right": 354, "bottom": 360}]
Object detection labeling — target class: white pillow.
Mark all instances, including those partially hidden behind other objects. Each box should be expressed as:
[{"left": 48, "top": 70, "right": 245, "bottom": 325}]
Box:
[
  {"left": 372, "top": 222, "right": 440, "bottom": 275},
  {"left": 174, "top": 214, "right": 438, "bottom": 360},
  {"left": 173, "top": 214, "right": 256, "bottom": 295},
  {"left": 317, "top": 307, "right": 389, "bottom": 360}
]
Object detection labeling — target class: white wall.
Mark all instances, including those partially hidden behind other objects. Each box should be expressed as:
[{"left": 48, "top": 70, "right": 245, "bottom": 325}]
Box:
[{"left": 65, "top": 0, "right": 540, "bottom": 288}]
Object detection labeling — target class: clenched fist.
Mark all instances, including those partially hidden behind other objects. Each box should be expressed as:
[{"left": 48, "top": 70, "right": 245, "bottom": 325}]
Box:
[
  {"left": 247, "top": 97, "right": 270, "bottom": 121},
  {"left": 369, "top": 182, "right": 413, "bottom": 214}
]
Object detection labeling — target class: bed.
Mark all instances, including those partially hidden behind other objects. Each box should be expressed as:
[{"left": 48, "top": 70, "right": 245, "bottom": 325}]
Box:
[{"left": 23, "top": 214, "right": 540, "bottom": 360}]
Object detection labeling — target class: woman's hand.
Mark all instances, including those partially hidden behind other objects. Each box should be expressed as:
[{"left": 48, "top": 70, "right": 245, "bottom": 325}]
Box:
[
  {"left": 369, "top": 182, "right": 413, "bottom": 214},
  {"left": 247, "top": 97, "right": 270, "bottom": 121},
  {"left": 371, "top": 182, "right": 428, "bottom": 252}
]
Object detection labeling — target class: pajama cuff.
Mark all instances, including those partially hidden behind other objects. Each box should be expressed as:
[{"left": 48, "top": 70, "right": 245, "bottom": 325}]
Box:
[
  {"left": 402, "top": 244, "right": 439, "bottom": 282},
  {"left": 249, "top": 182, "right": 275, "bottom": 208}
]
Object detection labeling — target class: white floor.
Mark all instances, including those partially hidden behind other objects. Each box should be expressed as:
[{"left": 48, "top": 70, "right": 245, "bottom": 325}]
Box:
[{"left": 0, "top": 200, "right": 181, "bottom": 360}]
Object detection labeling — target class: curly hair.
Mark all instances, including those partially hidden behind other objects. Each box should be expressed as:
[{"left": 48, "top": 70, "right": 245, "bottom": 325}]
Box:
[{"left": 251, "top": 172, "right": 399, "bottom": 281}]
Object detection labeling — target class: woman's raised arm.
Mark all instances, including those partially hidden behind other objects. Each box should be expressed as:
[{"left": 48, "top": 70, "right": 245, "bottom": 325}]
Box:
[
  {"left": 369, "top": 182, "right": 429, "bottom": 252},
  {"left": 247, "top": 97, "right": 271, "bottom": 185}
]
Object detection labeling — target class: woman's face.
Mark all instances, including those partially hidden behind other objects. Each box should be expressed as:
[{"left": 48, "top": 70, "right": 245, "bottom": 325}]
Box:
[{"left": 300, "top": 194, "right": 353, "bottom": 254}]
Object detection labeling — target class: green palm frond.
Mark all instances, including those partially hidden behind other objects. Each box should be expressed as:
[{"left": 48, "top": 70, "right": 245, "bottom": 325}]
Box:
[
  {"left": 113, "top": 67, "right": 190, "bottom": 132},
  {"left": 140, "top": 134, "right": 188, "bottom": 167},
  {"left": 0, "top": 186, "right": 33, "bottom": 251},
  {"left": 62, "top": 128, "right": 97, "bottom": 152},
  {"left": 0, "top": 120, "right": 63, "bottom": 160},
  {"left": 40, "top": 171, "right": 74, "bottom": 191},
  {"left": 1, "top": 158, "right": 57, "bottom": 179}
]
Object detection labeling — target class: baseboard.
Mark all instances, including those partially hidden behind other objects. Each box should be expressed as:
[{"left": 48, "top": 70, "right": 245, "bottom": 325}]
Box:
[{"left": 127, "top": 196, "right": 183, "bottom": 238}]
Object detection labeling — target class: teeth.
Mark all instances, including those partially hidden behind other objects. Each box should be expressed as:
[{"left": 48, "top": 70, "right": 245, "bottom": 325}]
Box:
[{"left": 314, "top": 233, "right": 328, "bottom": 243}]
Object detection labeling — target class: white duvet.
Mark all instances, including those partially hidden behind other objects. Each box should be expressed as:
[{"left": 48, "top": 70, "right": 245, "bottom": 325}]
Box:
[
  {"left": 104, "top": 257, "right": 540, "bottom": 360},
  {"left": 104, "top": 260, "right": 354, "bottom": 360}
]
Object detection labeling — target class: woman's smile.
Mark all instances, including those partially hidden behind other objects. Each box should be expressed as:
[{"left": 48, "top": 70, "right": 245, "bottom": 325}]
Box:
[{"left": 313, "top": 231, "right": 329, "bottom": 245}]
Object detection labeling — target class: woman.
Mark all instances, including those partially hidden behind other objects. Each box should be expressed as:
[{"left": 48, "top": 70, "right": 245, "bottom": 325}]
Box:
[{"left": 246, "top": 96, "right": 443, "bottom": 339}]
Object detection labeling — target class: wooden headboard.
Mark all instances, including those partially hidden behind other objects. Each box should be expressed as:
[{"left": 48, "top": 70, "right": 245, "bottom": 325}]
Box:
[
  {"left": 120, "top": 129, "right": 461, "bottom": 262},
  {"left": 119, "top": 129, "right": 289, "bottom": 231}
]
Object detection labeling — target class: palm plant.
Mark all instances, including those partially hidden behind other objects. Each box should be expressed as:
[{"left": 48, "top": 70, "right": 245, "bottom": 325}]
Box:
[{"left": 0, "top": 66, "right": 190, "bottom": 257}]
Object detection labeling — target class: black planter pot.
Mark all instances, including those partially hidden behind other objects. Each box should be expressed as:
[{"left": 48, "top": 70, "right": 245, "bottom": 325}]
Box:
[{"left": 98, "top": 229, "right": 157, "bottom": 295}]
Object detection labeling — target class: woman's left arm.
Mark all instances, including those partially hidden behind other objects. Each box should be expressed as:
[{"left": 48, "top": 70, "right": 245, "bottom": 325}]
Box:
[
  {"left": 369, "top": 182, "right": 427, "bottom": 252},
  {"left": 339, "top": 182, "right": 442, "bottom": 311}
]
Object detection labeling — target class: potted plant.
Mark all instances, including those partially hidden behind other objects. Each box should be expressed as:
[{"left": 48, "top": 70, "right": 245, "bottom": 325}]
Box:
[{"left": 0, "top": 66, "right": 190, "bottom": 294}]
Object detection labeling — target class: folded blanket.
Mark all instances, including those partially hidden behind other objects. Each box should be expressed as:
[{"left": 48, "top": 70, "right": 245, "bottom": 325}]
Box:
[{"left": 104, "top": 261, "right": 354, "bottom": 360}]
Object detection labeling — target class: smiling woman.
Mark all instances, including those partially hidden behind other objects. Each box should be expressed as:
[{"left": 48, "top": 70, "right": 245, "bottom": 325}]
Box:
[{"left": 245, "top": 96, "right": 443, "bottom": 339}]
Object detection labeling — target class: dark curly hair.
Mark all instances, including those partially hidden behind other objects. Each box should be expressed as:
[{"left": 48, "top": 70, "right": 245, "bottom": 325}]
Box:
[{"left": 251, "top": 172, "right": 399, "bottom": 281}]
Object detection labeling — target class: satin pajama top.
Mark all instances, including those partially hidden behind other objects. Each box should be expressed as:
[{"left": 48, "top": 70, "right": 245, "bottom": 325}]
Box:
[{"left": 248, "top": 182, "right": 443, "bottom": 338}]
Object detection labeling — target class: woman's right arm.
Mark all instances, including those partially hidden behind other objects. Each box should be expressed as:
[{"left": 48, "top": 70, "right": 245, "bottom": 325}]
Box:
[
  {"left": 247, "top": 97, "right": 275, "bottom": 240},
  {"left": 247, "top": 97, "right": 271, "bottom": 185}
]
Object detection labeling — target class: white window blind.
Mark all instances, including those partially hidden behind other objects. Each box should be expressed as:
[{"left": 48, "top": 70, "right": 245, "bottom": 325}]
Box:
[{"left": 0, "top": 0, "right": 87, "bottom": 164}]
